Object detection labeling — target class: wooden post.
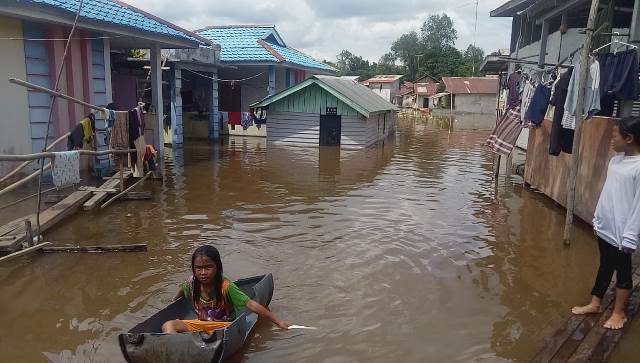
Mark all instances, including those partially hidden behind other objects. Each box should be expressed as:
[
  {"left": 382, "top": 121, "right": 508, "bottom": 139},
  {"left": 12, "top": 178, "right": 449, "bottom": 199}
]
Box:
[
  {"left": 538, "top": 20, "right": 550, "bottom": 68},
  {"left": 119, "top": 159, "right": 124, "bottom": 193},
  {"left": 563, "top": 0, "right": 601, "bottom": 245},
  {"left": 24, "top": 220, "right": 33, "bottom": 247},
  {"left": 150, "top": 45, "right": 164, "bottom": 175},
  {"left": 268, "top": 65, "right": 276, "bottom": 96},
  {"left": 619, "top": 0, "right": 640, "bottom": 117}
]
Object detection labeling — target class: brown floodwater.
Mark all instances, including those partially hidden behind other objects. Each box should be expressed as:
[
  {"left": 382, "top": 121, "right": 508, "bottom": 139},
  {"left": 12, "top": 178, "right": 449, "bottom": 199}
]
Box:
[{"left": 0, "top": 116, "right": 620, "bottom": 362}]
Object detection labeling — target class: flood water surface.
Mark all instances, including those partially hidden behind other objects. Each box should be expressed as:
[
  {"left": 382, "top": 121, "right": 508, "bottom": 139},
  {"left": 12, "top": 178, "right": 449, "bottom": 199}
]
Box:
[{"left": 0, "top": 118, "right": 608, "bottom": 362}]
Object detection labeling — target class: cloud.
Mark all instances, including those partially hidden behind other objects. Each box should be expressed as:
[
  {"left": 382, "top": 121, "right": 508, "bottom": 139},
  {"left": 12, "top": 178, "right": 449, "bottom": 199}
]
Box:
[{"left": 125, "top": 0, "right": 512, "bottom": 62}]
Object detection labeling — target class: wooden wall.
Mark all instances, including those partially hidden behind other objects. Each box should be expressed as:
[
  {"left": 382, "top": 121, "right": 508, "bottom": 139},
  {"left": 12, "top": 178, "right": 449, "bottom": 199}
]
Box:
[
  {"left": 269, "top": 84, "right": 361, "bottom": 116},
  {"left": 268, "top": 111, "right": 393, "bottom": 149},
  {"left": 524, "top": 117, "right": 616, "bottom": 225}
]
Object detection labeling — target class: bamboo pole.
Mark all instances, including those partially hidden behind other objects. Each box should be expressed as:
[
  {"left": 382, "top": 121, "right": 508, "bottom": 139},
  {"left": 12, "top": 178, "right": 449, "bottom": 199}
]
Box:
[
  {"left": 9, "top": 78, "right": 107, "bottom": 116},
  {"left": 0, "top": 131, "right": 70, "bottom": 184},
  {"left": 41, "top": 244, "right": 147, "bottom": 253},
  {"left": 563, "top": 0, "right": 601, "bottom": 245},
  {"left": 0, "top": 242, "right": 51, "bottom": 264},
  {"left": 0, "top": 163, "right": 51, "bottom": 198},
  {"left": 0, "top": 149, "right": 136, "bottom": 161},
  {"left": 101, "top": 171, "right": 152, "bottom": 209}
]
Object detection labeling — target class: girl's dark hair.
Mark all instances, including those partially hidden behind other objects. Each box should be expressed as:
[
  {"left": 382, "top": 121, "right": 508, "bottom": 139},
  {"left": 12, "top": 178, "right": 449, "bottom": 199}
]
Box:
[
  {"left": 191, "top": 245, "right": 224, "bottom": 305},
  {"left": 617, "top": 116, "right": 640, "bottom": 146}
]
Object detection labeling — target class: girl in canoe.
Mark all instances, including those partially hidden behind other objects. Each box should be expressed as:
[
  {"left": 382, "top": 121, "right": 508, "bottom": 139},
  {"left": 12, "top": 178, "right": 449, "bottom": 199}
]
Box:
[
  {"left": 162, "top": 245, "right": 289, "bottom": 334},
  {"left": 572, "top": 116, "right": 640, "bottom": 329}
]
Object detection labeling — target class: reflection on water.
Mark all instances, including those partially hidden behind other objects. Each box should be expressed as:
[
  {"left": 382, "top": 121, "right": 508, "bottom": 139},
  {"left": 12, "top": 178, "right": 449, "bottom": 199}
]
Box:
[{"left": 0, "top": 116, "right": 606, "bottom": 362}]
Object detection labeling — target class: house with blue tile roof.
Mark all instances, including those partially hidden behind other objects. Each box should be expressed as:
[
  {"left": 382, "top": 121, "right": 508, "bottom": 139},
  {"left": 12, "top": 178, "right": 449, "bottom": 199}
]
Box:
[
  {"left": 0, "top": 0, "right": 211, "bottom": 178},
  {"left": 194, "top": 25, "right": 337, "bottom": 137}
]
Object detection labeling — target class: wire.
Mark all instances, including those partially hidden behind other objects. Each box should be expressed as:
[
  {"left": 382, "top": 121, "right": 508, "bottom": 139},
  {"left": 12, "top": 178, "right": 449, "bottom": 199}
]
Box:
[
  {"left": 35, "top": 0, "right": 84, "bottom": 239},
  {"left": 0, "top": 35, "right": 121, "bottom": 41},
  {"left": 181, "top": 67, "right": 266, "bottom": 83}
]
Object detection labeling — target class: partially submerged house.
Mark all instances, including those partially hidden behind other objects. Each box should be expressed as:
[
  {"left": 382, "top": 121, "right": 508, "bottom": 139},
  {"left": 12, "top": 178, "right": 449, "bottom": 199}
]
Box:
[
  {"left": 0, "top": 0, "right": 208, "bottom": 178},
  {"left": 395, "top": 81, "right": 415, "bottom": 108},
  {"left": 194, "top": 25, "right": 337, "bottom": 137},
  {"left": 442, "top": 77, "right": 499, "bottom": 114},
  {"left": 362, "top": 75, "right": 403, "bottom": 103},
  {"left": 414, "top": 82, "right": 439, "bottom": 109},
  {"left": 252, "top": 75, "right": 398, "bottom": 149}
]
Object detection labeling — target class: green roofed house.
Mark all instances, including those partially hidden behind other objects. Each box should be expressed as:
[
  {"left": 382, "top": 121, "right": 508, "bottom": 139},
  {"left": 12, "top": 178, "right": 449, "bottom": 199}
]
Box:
[{"left": 252, "top": 75, "right": 398, "bottom": 149}]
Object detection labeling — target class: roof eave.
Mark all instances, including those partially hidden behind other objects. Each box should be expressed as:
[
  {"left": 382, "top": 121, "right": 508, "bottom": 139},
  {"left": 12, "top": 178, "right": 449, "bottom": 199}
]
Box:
[{"left": 0, "top": 3, "right": 202, "bottom": 49}]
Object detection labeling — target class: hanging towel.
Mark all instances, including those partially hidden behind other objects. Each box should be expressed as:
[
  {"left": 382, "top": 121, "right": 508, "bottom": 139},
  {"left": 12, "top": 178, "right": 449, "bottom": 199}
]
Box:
[
  {"left": 107, "top": 109, "right": 116, "bottom": 128},
  {"left": 228, "top": 112, "right": 241, "bottom": 125},
  {"left": 132, "top": 136, "right": 146, "bottom": 177},
  {"left": 254, "top": 109, "right": 267, "bottom": 125},
  {"left": 52, "top": 151, "right": 80, "bottom": 187},
  {"left": 110, "top": 111, "right": 129, "bottom": 149},
  {"left": 520, "top": 81, "right": 536, "bottom": 123},
  {"left": 486, "top": 107, "right": 524, "bottom": 156}
]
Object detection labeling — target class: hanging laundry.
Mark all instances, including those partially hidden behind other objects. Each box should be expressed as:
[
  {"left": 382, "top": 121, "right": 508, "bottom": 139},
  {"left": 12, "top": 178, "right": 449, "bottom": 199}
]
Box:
[
  {"left": 80, "top": 116, "right": 95, "bottom": 144},
  {"left": 506, "top": 71, "right": 522, "bottom": 110},
  {"left": 524, "top": 84, "right": 552, "bottom": 127},
  {"left": 228, "top": 112, "right": 241, "bottom": 125},
  {"left": 549, "top": 68, "right": 575, "bottom": 156},
  {"left": 144, "top": 145, "right": 158, "bottom": 171},
  {"left": 563, "top": 57, "right": 601, "bottom": 129},
  {"left": 486, "top": 107, "right": 524, "bottom": 156},
  {"left": 241, "top": 112, "right": 252, "bottom": 130},
  {"left": 132, "top": 136, "right": 146, "bottom": 177},
  {"left": 597, "top": 49, "right": 639, "bottom": 101},
  {"left": 110, "top": 111, "right": 129, "bottom": 150},
  {"left": 107, "top": 109, "right": 116, "bottom": 128},
  {"left": 220, "top": 112, "right": 229, "bottom": 124},
  {"left": 67, "top": 124, "right": 84, "bottom": 150},
  {"left": 254, "top": 108, "right": 267, "bottom": 125},
  {"left": 520, "top": 81, "right": 536, "bottom": 123},
  {"left": 51, "top": 151, "right": 80, "bottom": 188}
]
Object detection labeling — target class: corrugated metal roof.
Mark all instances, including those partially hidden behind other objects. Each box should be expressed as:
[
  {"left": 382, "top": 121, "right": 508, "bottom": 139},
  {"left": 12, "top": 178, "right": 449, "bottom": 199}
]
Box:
[
  {"left": 253, "top": 75, "right": 398, "bottom": 117},
  {"left": 490, "top": 0, "right": 536, "bottom": 17},
  {"left": 415, "top": 83, "right": 439, "bottom": 96},
  {"left": 195, "top": 25, "right": 336, "bottom": 72},
  {"left": 22, "top": 0, "right": 208, "bottom": 45},
  {"left": 362, "top": 75, "right": 403, "bottom": 85},
  {"left": 442, "top": 77, "right": 499, "bottom": 95}
]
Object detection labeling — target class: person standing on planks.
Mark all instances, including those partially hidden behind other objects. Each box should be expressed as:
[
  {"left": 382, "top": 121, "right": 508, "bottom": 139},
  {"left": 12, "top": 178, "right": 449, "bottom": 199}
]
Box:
[{"left": 572, "top": 117, "right": 640, "bottom": 329}]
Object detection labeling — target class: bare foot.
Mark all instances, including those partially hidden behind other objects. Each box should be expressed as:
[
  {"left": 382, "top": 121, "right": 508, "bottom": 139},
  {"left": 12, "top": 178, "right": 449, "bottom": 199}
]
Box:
[
  {"left": 571, "top": 304, "right": 602, "bottom": 315},
  {"left": 603, "top": 313, "right": 627, "bottom": 329}
]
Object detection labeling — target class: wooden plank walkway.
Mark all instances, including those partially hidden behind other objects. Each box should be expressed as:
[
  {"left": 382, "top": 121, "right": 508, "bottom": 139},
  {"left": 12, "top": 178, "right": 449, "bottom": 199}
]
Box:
[
  {"left": 83, "top": 170, "right": 132, "bottom": 210},
  {"left": 532, "top": 264, "right": 640, "bottom": 363},
  {"left": 0, "top": 169, "right": 135, "bottom": 253}
]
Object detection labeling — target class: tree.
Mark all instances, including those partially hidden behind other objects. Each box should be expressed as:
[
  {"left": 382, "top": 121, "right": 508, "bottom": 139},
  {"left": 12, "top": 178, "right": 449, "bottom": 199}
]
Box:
[
  {"left": 336, "top": 50, "right": 372, "bottom": 77},
  {"left": 420, "top": 14, "right": 457, "bottom": 50},
  {"left": 391, "top": 31, "right": 422, "bottom": 80},
  {"left": 461, "top": 44, "right": 486, "bottom": 76}
]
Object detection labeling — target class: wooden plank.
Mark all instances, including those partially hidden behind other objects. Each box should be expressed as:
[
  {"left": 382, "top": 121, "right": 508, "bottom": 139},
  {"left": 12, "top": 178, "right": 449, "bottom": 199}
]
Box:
[
  {"left": 44, "top": 194, "right": 66, "bottom": 204},
  {"left": 565, "top": 268, "right": 640, "bottom": 363},
  {"left": 41, "top": 243, "right": 147, "bottom": 253},
  {"left": 123, "top": 191, "right": 152, "bottom": 200},
  {"left": 83, "top": 170, "right": 132, "bottom": 210},
  {"left": 0, "top": 215, "right": 34, "bottom": 237},
  {"left": 0, "top": 191, "right": 92, "bottom": 252},
  {"left": 101, "top": 171, "right": 151, "bottom": 209},
  {"left": 0, "top": 242, "right": 52, "bottom": 263}
]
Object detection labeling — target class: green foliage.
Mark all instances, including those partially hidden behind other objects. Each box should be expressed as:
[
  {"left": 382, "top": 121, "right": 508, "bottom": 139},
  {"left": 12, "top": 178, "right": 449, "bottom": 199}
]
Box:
[{"left": 335, "top": 12, "right": 486, "bottom": 81}]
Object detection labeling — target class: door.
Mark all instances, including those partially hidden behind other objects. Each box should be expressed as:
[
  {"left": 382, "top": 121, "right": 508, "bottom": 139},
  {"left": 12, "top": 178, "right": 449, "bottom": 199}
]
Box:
[{"left": 319, "top": 115, "right": 341, "bottom": 146}]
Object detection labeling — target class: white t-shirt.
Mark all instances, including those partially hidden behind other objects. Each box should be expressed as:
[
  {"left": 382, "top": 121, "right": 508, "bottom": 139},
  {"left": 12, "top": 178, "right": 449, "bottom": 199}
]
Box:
[{"left": 593, "top": 153, "right": 640, "bottom": 250}]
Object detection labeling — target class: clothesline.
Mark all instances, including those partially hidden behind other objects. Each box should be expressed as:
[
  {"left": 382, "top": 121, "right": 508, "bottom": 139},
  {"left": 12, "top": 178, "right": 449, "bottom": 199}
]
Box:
[{"left": 181, "top": 68, "right": 266, "bottom": 83}]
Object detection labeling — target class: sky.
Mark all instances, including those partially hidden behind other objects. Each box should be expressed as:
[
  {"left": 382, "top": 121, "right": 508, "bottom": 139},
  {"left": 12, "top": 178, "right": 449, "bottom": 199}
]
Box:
[{"left": 127, "top": 0, "right": 513, "bottom": 63}]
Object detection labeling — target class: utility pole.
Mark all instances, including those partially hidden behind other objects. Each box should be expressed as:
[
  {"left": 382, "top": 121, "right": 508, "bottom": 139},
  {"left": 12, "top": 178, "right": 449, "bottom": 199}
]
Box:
[
  {"left": 414, "top": 54, "right": 423, "bottom": 79},
  {"left": 472, "top": 0, "right": 479, "bottom": 76}
]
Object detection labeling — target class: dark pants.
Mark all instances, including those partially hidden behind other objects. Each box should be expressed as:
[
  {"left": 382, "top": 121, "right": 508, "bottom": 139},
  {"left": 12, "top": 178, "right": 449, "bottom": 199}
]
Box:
[{"left": 591, "top": 238, "right": 633, "bottom": 299}]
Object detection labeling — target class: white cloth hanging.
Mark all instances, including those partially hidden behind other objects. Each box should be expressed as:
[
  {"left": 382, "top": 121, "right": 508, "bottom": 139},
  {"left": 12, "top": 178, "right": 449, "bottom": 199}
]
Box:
[{"left": 52, "top": 151, "right": 80, "bottom": 187}]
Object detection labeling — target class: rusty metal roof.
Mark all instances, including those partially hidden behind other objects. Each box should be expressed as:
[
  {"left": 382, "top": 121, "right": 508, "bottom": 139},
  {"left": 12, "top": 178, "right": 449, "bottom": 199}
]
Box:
[
  {"left": 442, "top": 77, "right": 499, "bottom": 95},
  {"left": 415, "top": 83, "right": 439, "bottom": 96}
]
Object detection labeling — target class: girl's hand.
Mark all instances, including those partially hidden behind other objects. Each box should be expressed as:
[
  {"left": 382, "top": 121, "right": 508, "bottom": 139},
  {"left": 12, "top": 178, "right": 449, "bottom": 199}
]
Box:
[
  {"left": 622, "top": 247, "right": 635, "bottom": 255},
  {"left": 276, "top": 320, "right": 290, "bottom": 330}
]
